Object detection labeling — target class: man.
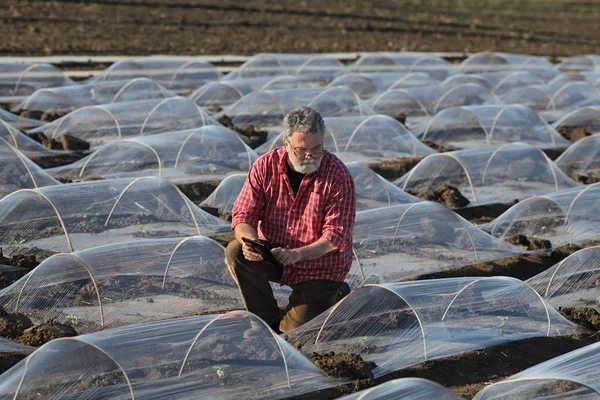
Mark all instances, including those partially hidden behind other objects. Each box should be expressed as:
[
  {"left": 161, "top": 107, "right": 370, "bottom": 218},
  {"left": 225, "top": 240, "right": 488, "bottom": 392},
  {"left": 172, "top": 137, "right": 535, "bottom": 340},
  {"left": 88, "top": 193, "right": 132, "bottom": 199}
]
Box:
[{"left": 225, "top": 106, "right": 356, "bottom": 333}]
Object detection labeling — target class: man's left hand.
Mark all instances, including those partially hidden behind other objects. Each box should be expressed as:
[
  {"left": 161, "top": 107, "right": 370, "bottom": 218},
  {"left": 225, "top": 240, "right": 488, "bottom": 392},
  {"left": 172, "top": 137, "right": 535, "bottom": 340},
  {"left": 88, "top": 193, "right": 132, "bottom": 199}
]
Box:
[{"left": 271, "top": 247, "right": 302, "bottom": 266}]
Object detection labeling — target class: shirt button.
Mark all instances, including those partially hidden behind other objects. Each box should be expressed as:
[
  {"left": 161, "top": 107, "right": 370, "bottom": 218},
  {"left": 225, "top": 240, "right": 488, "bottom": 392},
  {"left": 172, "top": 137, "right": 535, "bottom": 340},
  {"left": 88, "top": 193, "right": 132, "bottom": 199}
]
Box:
[{"left": 289, "top": 227, "right": 292, "bottom": 230}]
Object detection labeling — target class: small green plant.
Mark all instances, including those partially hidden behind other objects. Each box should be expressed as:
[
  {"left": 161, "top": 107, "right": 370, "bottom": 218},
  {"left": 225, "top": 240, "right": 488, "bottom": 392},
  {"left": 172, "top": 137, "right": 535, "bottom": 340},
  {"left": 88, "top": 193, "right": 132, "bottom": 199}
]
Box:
[
  {"left": 434, "top": 249, "right": 445, "bottom": 258},
  {"left": 213, "top": 364, "right": 229, "bottom": 378},
  {"left": 517, "top": 177, "right": 528, "bottom": 188},
  {"left": 497, "top": 316, "right": 509, "bottom": 337},
  {"left": 138, "top": 224, "right": 150, "bottom": 234},
  {"left": 596, "top": 295, "right": 600, "bottom": 306},
  {"left": 8, "top": 238, "right": 25, "bottom": 253},
  {"left": 67, "top": 314, "right": 80, "bottom": 325},
  {"left": 359, "top": 335, "right": 368, "bottom": 348}
]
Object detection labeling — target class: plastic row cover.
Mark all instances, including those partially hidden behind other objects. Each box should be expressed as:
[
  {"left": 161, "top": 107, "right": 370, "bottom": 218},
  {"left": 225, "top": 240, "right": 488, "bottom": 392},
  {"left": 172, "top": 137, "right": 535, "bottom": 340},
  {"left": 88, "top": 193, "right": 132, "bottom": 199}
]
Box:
[
  {"left": 526, "top": 246, "right": 600, "bottom": 311},
  {"left": 350, "top": 53, "right": 459, "bottom": 81},
  {"left": 553, "top": 106, "right": 600, "bottom": 136},
  {"left": 0, "top": 138, "right": 59, "bottom": 198},
  {"left": 339, "top": 378, "right": 463, "bottom": 400},
  {"left": 0, "top": 311, "right": 340, "bottom": 400},
  {"left": 556, "top": 134, "right": 600, "bottom": 175},
  {"left": 481, "top": 183, "right": 600, "bottom": 247},
  {"left": 47, "top": 126, "right": 258, "bottom": 184},
  {"left": 285, "top": 277, "right": 579, "bottom": 378},
  {"left": 558, "top": 55, "right": 600, "bottom": 72},
  {"left": 86, "top": 59, "right": 222, "bottom": 92},
  {"left": 27, "top": 97, "right": 216, "bottom": 147},
  {"left": 223, "top": 53, "right": 345, "bottom": 81},
  {"left": 189, "top": 75, "right": 320, "bottom": 110},
  {"left": 0, "top": 62, "right": 75, "bottom": 99},
  {"left": 256, "top": 115, "right": 435, "bottom": 163},
  {"left": 466, "top": 71, "right": 544, "bottom": 95},
  {"left": 0, "top": 108, "right": 42, "bottom": 130},
  {"left": 219, "top": 86, "right": 374, "bottom": 137},
  {"left": 328, "top": 72, "right": 439, "bottom": 100},
  {"left": 474, "top": 341, "right": 600, "bottom": 399},
  {"left": 396, "top": 143, "right": 579, "bottom": 206},
  {"left": 413, "top": 105, "right": 570, "bottom": 150},
  {"left": 350, "top": 201, "right": 522, "bottom": 284},
  {"left": 0, "top": 237, "right": 241, "bottom": 333},
  {"left": 460, "top": 52, "right": 558, "bottom": 81},
  {"left": 14, "top": 78, "right": 175, "bottom": 114},
  {"left": 0, "top": 176, "right": 230, "bottom": 256}
]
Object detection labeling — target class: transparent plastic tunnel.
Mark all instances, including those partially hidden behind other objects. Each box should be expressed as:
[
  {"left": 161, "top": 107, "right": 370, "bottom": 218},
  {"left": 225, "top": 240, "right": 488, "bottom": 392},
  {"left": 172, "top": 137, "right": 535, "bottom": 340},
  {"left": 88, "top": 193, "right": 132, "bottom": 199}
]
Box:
[
  {"left": 0, "top": 176, "right": 230, "bottom": 257},
  {"left": 339, "top": 377, "right": 464, "bottom": 400},
  {"left": 0, "top": 119, "right": 54, "bottom": 158},
  {"left": 552, "top": 105, "right": 600, "bottom": 138},
  {"left": 460, "top": 52, "right": 558, "bottom": 81},
  {"left": 396, "top": 142, "right": 579, "bottom": 206},
  {"left": 255, "top": 114, "right": 435, "bottom": 162},
  {"left": 189, "top": 75, "right": 315, "bottom": 111},
  {"left": 26, "top": 97, "right": 216, "bottom": 147},
  {"left": 500, "top": 81, "right": 600, "bottom": 122},
  {"left": 0, "top": 138, "right": 59, "bottom": 198},
  {"left": 414, "top": 105, "right": 570, "bottom": 150},
  {"left": 47, "top": 125, "right": 258, "bottom": 184},
  {"left": 223, "top": 53, "right": 345, "bottom": 81},
  {"left": 479, "top": 70, "right": 546, "bottom": 95},
  {"left": 349, "top": 53, "right": 460, "bottom": 81},
  {"left": 0, "top": 62, "right": 75, "bottom": 101},
  {"left": 0, "top": 311, "right": 341, "bottom": 400},
  {"left": 328, "top": 72, "right": 439, "bottom": 100},
  {"left": 474, "top": 341, "right": 600, "bottom": 400},
  {"left": 558, "top": 55, "right": 600, "bottom": 72},
  {"left": 526, "top": 246, "right": 600, "bottom": 312},
  {"left": 285, "top": 277, "right": 580, "bottom": 378},
  {"left": 85, "top": 59, "right": 222, "bottom": 93},
  {"left": 0, "top": 108, "right": 43, "bottom": 130},
  {"left": 0, "top": 236, "right": 242, "bottom": 333},
  {"left": 13, "top": 78, "right": 175, "bottom": 115},
  {"left": 480, "top": 183, "right": 600, "bottom": 247},
  {"left": 556, "top": 134, "right": 600, "bottom": 177},
  {"left": 217, "top": 86, "right": 374, "bottom": 138},
  {"left": 369, "top": 83, "right": 500, "bottom": 131},
  {"left": 350, "top": 201, "right": 523, "bottom": 284}
]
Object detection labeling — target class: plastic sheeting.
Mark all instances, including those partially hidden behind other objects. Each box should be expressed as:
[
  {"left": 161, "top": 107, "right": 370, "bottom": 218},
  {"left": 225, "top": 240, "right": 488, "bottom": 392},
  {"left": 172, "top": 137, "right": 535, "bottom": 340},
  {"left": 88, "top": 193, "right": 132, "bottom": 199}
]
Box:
[
  {"left": 285, "top": 277, "right": 580, "bottom": 378},
  {"left": 527, "top": 246, "right": 600, "bottom": 312},
  {"left": 328, "top": 72, "right": 439, "bottom": 100},
  {"left": 189, "top": 75, "right": 316, "bottom": 110},
  {"left": 0, "top": 138, "right": 59, "bottom": 198},
  {"left": 460, "top": 52, "right": 558, "bottom": 81},
  {"left": 85, "top": 59, "right": 222, "bottom": 93},
  {"left": 26, "top": 97, "right": 216, "bottom": 147},
  {"left": 413, "top": 105, "right": 570, "bottom": 149},
  {"left": 0, "top": 337, "right": 34, "bottom": 355},
  {"left": 46, "top": 126, "right": 258, "bottom": 184},
  {"left": 396, "top": 143, "right": 579, "bottom": 206},
  {"left": 351, "top": 202, "right": 523, "bottom": 283},
  {"left": 0, "top": 176, "right": 230, "bottom": 256},
  {"left": 223, "top": 53, "right": 345, "bottom": 81},
  {"left": 13, "top": 78, "right": 175, "bottom": 114},
  {"left": 349, "top": 53, "right": 460, "bottom": 81},
  {"left": 0, "top": 311, "right": 341, "bottom": 400},
  {"left": 474, "top": 341, "right": 600, "bottom": 399},
  {"left": 556, "top": 134, "right": 600, "bottom": 176},
  {"left": 200, "top": 173, "right": 247, "bottom": 216},
  {"left": 0, "top": 62, "right": 75, "bottom": 103},
  {"left": 479, "top": 71, "right": 546, "bottom": 95},
  {"left": 552, "top": 106, "right": 600, "bottom": 136},
  {"left": 218, "top": 86, "right": 374, "bottom": 138},
  {"left": 255, "top": 115, "right": 435, "bottom": 162},
  {"left": 480, "top": 183, "right": 600, "bottom": 247},
  {"left": 339, "top": 378, "right": 464, "bottom": 400},
  {"left": 0, "top": 108, "right": 43, "bottom": 130},
  {"left": 0, "top": 236, "right": 242, "bottom": 332},
  {"left": 0, "top": 119, "right": 53, "bottom": 157},
  {"left": 558, "top": 55, "right": 600, "bottom": 72}
]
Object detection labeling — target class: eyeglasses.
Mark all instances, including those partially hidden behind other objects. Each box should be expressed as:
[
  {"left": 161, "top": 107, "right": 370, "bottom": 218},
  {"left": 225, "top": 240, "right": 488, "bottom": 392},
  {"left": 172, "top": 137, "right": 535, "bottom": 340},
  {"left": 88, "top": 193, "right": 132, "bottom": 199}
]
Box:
[{"left": 287, "top": 143, "right": 324, "bottom": 158}]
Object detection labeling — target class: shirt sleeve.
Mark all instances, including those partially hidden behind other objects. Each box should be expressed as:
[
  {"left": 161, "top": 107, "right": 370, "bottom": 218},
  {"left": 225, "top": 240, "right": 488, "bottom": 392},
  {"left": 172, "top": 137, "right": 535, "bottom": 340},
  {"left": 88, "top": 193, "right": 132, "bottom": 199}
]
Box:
[
  {"left": 231, "top": 160, "right": 266, "bottom": 231},
  {"left": 320, "top": 172, "right": 356, "bottom": 253}
]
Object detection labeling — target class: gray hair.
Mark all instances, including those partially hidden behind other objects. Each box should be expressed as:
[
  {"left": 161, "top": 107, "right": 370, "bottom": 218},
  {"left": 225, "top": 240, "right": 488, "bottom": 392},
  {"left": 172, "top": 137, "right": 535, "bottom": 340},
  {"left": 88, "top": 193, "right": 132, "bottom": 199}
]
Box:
[{"left": 282, "top": 106, "right": 325, "bottom": 140}]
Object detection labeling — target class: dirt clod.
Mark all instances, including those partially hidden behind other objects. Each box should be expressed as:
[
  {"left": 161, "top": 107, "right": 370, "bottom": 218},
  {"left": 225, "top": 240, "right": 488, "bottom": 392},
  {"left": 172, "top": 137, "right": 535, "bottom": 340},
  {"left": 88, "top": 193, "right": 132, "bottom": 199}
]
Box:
[
  {"left": 421, "top": 140, "right": 460, "bottom": 153},
  {"left": 0, "top": 307, "right": 33, "bottom": 340},
  {"left": 558, "top": 307, "right": 600, "bottom": 331},
  {"left": 505, "top": 234, "right": 552, "bottom": 251},
  {"left": 309, "top": 352, "right": 376, "bottom": 380},
  {"left": 408, "top": 183, "right": 470, "bottom": 208},
  {"left": 26, "top": 131, "right": 90, "bottom": 151},
  {"left": 216, "top": 114, "right": 268, "bottom": 149},
  {"left": 16, "top": 321, "right": 78, "bottom": 347},
  {"left": 557, "top": 126, "right": 591, "bottom": 142}
]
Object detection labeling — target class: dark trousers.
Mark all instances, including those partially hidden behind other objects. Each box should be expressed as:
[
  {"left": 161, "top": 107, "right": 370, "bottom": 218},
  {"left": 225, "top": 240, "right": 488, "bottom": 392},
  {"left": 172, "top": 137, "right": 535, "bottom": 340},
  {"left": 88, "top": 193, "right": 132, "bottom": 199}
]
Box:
[{"left": 225, "top": 239, "right": 350, "bottom": 332}]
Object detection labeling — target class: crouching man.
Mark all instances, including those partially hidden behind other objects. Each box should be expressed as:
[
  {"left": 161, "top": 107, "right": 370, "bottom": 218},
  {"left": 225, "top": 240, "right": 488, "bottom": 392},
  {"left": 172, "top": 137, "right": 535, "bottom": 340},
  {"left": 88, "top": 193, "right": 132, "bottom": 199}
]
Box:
[{"left": 225, "top": 106, "right": 356, "bottom": 333}]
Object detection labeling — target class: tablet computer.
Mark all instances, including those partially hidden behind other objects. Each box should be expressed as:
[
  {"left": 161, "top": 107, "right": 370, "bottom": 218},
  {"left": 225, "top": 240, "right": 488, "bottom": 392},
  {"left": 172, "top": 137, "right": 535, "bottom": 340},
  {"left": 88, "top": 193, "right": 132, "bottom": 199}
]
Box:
[{"left": 242, "top": 237, "right": 283, "bottom": 268}]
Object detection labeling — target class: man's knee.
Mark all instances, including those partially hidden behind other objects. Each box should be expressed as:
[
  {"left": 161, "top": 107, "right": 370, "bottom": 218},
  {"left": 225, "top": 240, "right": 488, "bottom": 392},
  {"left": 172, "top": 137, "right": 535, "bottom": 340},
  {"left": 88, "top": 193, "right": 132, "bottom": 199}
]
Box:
[{"left": 225, "top": 239, "right": 243, "bottom": 281}]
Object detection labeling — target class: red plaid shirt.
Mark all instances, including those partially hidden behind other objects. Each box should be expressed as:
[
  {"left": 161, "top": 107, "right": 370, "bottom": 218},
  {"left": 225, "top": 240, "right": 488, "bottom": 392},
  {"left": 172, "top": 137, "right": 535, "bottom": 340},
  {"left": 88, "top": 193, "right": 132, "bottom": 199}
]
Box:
[{"left": 231, "top": 146, "right": 356, "bottom": 286}]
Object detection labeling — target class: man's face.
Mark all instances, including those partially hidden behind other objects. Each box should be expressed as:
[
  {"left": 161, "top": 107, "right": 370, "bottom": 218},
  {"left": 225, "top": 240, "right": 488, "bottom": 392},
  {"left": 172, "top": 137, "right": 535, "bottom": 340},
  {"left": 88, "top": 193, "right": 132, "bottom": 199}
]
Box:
[{"left": 284, "top": 131, "right": 324, "bottom": 174}]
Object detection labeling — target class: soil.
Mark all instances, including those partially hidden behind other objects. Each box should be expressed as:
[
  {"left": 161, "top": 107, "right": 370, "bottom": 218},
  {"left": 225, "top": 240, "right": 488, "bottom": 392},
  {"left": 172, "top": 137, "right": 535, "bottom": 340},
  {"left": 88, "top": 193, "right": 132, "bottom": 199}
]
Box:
[
  {"left": 19, "top": 110, "right": 69, "bottom": 123},
  {"left": 505, "top": 234, "right": 552, "bottom": 251},
  {"left": 366, "top": 156, "right": 423, "bottom": 181},
  {"left": 27, "top": 131, "right": 90, "bottom": 151},
  {"left": 407, "top": 183, "right": 471, "bottom": 208},
  {"left": 0, "top": 352, "right": 28, "bottom": 375},
  {"left": 557, "top": 307, "right": 600, "bottom": 332},
  {"left": 199, "top": 204, "right": 233, "bottom": 222},
  {"left": 15, "top": 321, "right": 78, "bottom": 347},
  {"left": 455, "top": 201, "right": 518, "bottom": 225},
  {"left": 29, "top": 151, "right": 89, "bottom": 169},
  {"left": 177, "top": 180, "right": 221, "bottom": 203},
  {"left": 570, "top": 173, "right": 600, "bottom": 185},
  {"left": 0, "top": 248, "right": 41, "bottom": 288},
  {"left": 216, "top": 115, "right": 268, "bottom": 149},
  {"left": 421, "top": 139, "right": 460, "bottom": 153},
  {"left": 542, "top": 147, "right": 567, "bottom": 161},
  {"left": 556, "top": 126, "right": 592, "bottom": 143},
  {"left": 308, "top": 352, "right": 377, "bottom": 381}
]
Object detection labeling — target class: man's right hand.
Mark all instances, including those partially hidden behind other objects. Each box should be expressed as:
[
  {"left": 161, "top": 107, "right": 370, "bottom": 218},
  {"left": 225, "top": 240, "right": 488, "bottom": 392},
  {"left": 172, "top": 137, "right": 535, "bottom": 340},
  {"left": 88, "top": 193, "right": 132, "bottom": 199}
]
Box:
[{"left": 242, "top": 242, "right": 264, "bottom": 262}]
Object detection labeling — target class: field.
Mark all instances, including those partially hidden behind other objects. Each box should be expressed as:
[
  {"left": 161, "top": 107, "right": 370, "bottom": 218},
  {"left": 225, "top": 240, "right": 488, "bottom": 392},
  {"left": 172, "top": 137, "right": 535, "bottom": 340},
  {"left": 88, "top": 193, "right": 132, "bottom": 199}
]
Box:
[{"left": 1, "top": 0, "right": 600, "bottom": 58}]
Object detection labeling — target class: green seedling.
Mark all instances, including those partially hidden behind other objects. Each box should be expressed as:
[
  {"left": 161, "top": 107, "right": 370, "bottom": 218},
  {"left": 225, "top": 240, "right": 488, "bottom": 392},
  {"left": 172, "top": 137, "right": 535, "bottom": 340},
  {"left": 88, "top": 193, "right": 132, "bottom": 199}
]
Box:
[
  {"left": 138, "top": 224, "right": 150, "bottom": 233},
  {"left": 8, "top": 238, "right": 25, "bottom": 253},
  {"left": 213, "top": 364, "right": 229, "bottom": 378},
  {"left": 596, "top": 295, "right": 600, "bottom": 306},
  {"left": 67, "top": 314, "right": 80, "bottom": 325},
  {"left": 434, "top": 249, "right": 445, "bottom": 258},
  {"left": 359, "top": 335, "right": 368, "bottom": 348},
  {"left": 498, "top": 316, "right": 509, "bottom": 327}
]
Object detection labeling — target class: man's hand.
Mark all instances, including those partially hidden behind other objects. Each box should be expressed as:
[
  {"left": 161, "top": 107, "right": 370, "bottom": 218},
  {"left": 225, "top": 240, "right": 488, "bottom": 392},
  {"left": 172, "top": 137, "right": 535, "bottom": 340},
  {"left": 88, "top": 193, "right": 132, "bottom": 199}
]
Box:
[
  {"left": 242, "top": 243, "right": 263, "bottom": 262},
  {"left": 271, "top": 247, "right": 302, "bottom": 266}
]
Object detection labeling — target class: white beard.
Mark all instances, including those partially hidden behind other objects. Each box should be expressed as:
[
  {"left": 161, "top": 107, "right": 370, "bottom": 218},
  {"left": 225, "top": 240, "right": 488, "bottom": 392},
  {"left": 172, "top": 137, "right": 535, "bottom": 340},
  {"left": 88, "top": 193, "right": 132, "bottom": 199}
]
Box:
[{"left": 289, "top": 157, "right": 321, "bottom": 174}]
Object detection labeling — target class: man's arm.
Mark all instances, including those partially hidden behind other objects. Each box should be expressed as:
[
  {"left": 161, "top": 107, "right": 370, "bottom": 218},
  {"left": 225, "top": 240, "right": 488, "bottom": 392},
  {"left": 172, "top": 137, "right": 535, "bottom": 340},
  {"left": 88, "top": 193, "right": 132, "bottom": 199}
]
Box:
[
  {"left": 233, "top": 223, "right": 264, "bottom": 262},
  {"left": 271, "top": 237, "right": 337, "bottom": 266}
]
